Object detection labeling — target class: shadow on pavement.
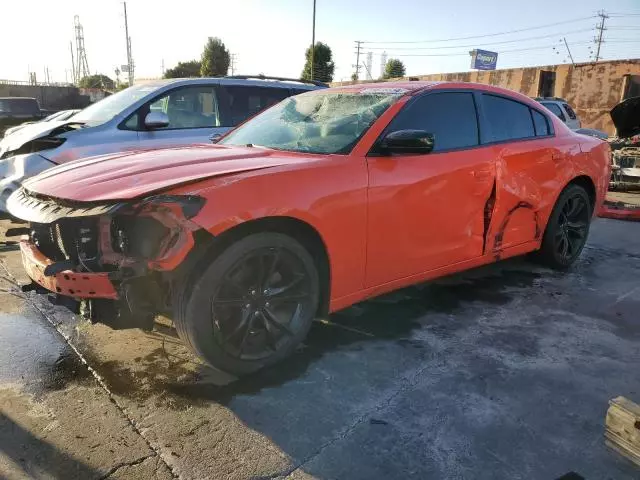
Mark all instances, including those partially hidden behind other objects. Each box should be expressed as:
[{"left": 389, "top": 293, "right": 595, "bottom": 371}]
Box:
[{"left": 0, "top": 411, "right": 101, "bottom": 479}]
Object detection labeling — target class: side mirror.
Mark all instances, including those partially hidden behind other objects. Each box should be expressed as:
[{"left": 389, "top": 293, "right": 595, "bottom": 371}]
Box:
[
  {"left": 144, "top": 111, "right": 170, "bottom": 129},
  {"left": 379, "top": 130, "right": 435, "bottom": 154}
]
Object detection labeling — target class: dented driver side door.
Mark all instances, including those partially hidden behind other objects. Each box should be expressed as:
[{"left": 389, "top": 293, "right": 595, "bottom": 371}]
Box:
[{"left": 365, "top": 91, "right": 496, "bottom": 288}]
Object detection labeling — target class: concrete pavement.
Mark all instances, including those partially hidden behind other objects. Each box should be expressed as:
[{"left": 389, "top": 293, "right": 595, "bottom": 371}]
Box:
[{"left": 0, "top": 216, "right": 639, "bottom": 479}]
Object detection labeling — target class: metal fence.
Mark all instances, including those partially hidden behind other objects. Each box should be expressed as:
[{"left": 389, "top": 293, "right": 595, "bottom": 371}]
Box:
[{"left": 0, "top": 79, "right": 74, "bottom": 87}]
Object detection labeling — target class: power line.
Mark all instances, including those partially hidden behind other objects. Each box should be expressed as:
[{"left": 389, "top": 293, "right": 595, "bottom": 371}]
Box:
[
  {"left": 360, "top": 15, "right": 596, "bottom": 44},
  {"left": 362, "top": 28, "right": 593, "bottom": 51}
]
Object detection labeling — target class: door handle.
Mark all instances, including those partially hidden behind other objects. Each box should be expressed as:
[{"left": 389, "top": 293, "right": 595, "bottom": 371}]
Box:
[{"left": 473, "top": 170, "right": 492, "bottom": 179}]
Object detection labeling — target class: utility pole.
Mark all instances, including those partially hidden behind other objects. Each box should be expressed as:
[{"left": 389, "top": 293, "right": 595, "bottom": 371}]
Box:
[
  {"left": 594, "top": 10, "right": 608, "bottom": 62},
  {"left": 353, "top": 40, "right": 362, "bottom": 80},
  {"left": 310, "top": 0, "right": 316, "bottom": 81},
  {"left": 123, "top": 2, "right": 134, "bottom": 86},
  {"left": 563, "top": 37, "right": 575, "bottom": 66},
  {"left": 70, "top": 41, "right": 76, "bottom": 84},
  {"left": 161, "top": 59, "right": 165, "bottom": 77}
]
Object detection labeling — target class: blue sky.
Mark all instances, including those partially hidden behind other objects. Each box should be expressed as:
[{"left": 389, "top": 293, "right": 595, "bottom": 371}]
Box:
[{"left": 2, "top": 0, "right": 639, "bottom": 83}]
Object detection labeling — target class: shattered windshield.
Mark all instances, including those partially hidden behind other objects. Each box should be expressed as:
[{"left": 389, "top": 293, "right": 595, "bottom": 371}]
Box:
[
  {"left": 70, "top": 84, "right": 162, "bottom": 125},
  {"left": 219, "top": 90, "right": 404, "bottom": 154}
]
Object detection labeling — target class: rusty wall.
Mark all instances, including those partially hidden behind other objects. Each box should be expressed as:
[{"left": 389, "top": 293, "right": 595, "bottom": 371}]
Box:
[{"left": 334, "top": 59, "right": 640, "bottom": 135}]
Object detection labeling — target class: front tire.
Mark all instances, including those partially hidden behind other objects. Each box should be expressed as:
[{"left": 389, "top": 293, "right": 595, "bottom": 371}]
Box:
[
  {"left": 174, "top": 233, "right": 320, "bottom": 375},
  {"left": 536, "top": 184, "right": 592, "bottom": 269}
]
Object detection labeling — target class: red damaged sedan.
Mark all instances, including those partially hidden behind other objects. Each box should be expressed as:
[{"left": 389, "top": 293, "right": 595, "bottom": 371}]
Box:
[{"left": 7, "top": 82, "right": 610, "bottom": 375}]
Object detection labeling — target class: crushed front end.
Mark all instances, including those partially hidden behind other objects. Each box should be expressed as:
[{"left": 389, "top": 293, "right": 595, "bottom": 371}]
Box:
[
  {"left": 7, "top": 187, "right": 204, "bottom": 329},
  {"left": 610, "top": 144, "right": 640, "bottom": 190}
]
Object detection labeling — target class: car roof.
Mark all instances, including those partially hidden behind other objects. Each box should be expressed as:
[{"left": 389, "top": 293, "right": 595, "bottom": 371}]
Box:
[
  {"left": 136, "top": 77, "right": 320, "bottom": 91},
  {"left": 328, "top": 81, "right": 543, "bottom": 106}
]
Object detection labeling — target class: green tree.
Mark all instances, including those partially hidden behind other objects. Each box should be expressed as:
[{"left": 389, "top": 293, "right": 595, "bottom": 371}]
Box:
[
  {"left": 301, "top": 42, "right": 335, "bottom": 83},
  {"left": 164, "top": 60, "right": 202, "bottom": 79},
  {"left": 383, "top": 59, "right": 406, "bottom": 79},
  {"left": 78, "top": 74, "right": 115, "bottom": 90},
  {"left": 200, "top": 37, "right": 230, "bottom": 77}
]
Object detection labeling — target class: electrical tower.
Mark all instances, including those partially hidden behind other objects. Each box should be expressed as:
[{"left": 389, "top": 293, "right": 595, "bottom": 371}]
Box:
[
  {"left": 380, "top": 52, "right": 388, "bottom": 79},
  {"left": 74, "top": 15, "right": 90, "bottom": 83},
  {"left": 365, "top": 52, "right": 373, "bottom": 80},
  {"left": 594, "top": 10, "right": 608, "bottom": 62},
  {"left": 230, "top": 54, "right": 237, "bottom": 75}
]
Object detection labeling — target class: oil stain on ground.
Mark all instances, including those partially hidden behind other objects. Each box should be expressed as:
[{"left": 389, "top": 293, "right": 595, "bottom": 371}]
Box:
[{"left": 0, "top": 312, "right": 90, "bottom": 396}]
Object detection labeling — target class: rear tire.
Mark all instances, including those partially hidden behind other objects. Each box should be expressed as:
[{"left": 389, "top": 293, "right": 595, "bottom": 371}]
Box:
[
  {"left": 535, "top": 184, "right": 592, "bottom": 269},
  {"left": 174, "top": 233, "right": 319, "bottom": 375}
]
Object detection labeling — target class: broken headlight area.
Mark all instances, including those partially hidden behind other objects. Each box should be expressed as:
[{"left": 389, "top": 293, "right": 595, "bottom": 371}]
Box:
[{"left": 17, "top": 192, "right": 206, "bottom": 329}]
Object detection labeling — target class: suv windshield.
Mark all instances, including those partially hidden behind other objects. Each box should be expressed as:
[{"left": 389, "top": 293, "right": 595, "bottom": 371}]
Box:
[
  {"left": 70, "top": 84, "right": 162, "bottom": 125},
  {"left": 219, "top": 90, "right": 403, "bottom": 154}
]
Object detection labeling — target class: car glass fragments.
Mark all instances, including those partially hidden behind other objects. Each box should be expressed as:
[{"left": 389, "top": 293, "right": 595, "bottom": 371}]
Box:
[{"left": 220, "top": 91, "right": 402, "bottom": 155}]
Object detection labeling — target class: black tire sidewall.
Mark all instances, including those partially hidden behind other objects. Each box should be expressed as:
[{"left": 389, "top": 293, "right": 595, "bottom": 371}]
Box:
[
  {"left": 179, "top": 232, "right": 320, "bottom": 375},
  {"left": 540, "top": 184, "right": 592, "bottom": 268}
]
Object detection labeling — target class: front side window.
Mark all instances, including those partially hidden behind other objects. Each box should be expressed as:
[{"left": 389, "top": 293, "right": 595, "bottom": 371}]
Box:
[
  {"left": 383, "top": 92, "right": 479, "bottom": 152},
  {"left": 541, "top": 102, "right": 566, "bottom": 121},
  {"left": 148, "top": 86, "right": 220, "bottom": 129},
  {"left": 219, "top": 90, "right": 402, "bottom": 154},
  {"left": 483, "top": 94, "right": 535, "bottom": 142}
]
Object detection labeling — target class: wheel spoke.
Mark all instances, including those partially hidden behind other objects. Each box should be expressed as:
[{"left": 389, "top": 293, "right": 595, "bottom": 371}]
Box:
[
  {"left": 238, "top": 315, "right": 255, "bottom": 355},
  {"left": 262, "top": 306, "right": 294, "bottom": 336},
  {"left": 269, "top": 291, "right": 311, "bottom": 305},
  {"left": 259, "top": 311, "right": 279, "bottom": 351},
  {"left": 222, "top": 307, "right": 252, "bottom": 343},
  {"left": 262, "top": 248, "right": 280, "bottom": 289},
  {"left": 266, "top": 274, "right": 304, "bottom": 296},
  {"left": 559, "top": 234, "right": 569, "bottom": 259},
  {"left": 566, "top": 196, "right": 585, "bottom": 219}
]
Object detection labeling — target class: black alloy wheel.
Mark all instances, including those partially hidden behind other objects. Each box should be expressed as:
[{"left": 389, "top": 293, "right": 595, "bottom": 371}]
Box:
[
  {"left": 211, "top": 247, "right": 315, "bottom": 361},
  {"left": 536, "top": 184, "right": 592, "bottom": 269},
  {"left": 554, "top": 192, "right": 590, "bottom": 263},
  {"left": 174, "top": 233, "right": 320, "bottom": 375}
]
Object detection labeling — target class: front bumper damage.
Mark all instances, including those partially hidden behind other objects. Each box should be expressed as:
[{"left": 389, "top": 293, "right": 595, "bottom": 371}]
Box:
[{"left": 8, "top": 187, "right": 205, "bottom": 329}]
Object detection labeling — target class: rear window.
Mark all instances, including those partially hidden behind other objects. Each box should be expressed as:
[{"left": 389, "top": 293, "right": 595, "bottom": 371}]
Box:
[
  {"left": 562, "top": 103, "right": 577, "bottom": 120},
  {"left": 0, "top": 98, "right": 39, "bottom": 114}
]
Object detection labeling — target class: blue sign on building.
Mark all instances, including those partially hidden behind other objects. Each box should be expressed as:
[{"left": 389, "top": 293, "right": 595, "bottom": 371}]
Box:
[{"left": 470, "top": 49, "right": 498, "bottom": 70}]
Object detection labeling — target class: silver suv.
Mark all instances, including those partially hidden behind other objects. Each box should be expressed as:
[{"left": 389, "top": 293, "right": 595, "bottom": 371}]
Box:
[
  {"left": 0, "top": 76, "right": 325, "bottom": 211},
  {"left": 535, "top": 97, "right": 581, "bottom": 130}
]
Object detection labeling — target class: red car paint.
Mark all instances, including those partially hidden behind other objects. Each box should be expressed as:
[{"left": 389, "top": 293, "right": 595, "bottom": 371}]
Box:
[{"left": 16, "top": 82, "right": 610, "bottom": 313}]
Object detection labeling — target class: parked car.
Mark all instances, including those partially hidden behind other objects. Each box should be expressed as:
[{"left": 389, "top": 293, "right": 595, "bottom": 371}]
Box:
[
  {"left": 3, "top": 109, "right": 81, "bottom": 137},
  {"left": 0, "top": 97, "right": 48, "bottom": 132},
  {"left": 8, "top": 82, "right": 610, "bottom": 375},
  {"left": 609, "top": 96, "right": 640, "bottom": 189},
  {"left": 535, "top": 97, "right": 581, "bottom": 130},
  {"left": 0, "top": 76, "right": 325, "bottom": 211}
]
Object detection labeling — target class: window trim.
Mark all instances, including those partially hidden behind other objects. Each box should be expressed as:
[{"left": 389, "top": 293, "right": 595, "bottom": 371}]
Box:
[
  {"left": 368, "top": 88, "right": 483, "bottom": 156},
  {"left": 478, "top": 92, "right": 556, "bottom": 147}
]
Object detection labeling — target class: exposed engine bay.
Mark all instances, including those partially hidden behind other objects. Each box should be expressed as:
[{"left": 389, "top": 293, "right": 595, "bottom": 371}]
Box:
[{"left": 609, "top": 139, "right": 640, "bottom": 190}]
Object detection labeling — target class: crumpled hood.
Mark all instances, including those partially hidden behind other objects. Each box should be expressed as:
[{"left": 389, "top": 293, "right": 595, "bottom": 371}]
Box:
[
  {"left": 611, "top": 96, "right": 640, "bottom": 138},
  {"left": 0, "top": 120, "right": 82, "bottom": 153},
  {"left": 22, "top": 144, "right": 307, "bottom": 202}
]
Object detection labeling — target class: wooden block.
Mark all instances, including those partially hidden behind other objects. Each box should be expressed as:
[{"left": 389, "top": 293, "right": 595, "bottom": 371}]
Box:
[{"left": 605, "top": 396, "right": 640, "bottom": 467}]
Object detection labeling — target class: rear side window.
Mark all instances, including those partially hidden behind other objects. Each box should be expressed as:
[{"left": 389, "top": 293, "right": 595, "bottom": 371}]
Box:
[
  {"left": 217, "top": 86, "right": 290, "bottom": 126},
  {"left": 541, "top": 102, "right": 565, "bottom": 121},
  {"left": 0, "top": 98, "right": 39, "bottom": 114},
  {"left": 386, "top": 92, "right": 479, "bottom": 151},
  {"left": 531, "top": 109, "right": 551, "bottom": 136},
  {"left": 483, "top": 94, "right": 535, "bottom": 142},
  {"left": 562, "top": 103, "right": 577, "bottom": 119}
]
